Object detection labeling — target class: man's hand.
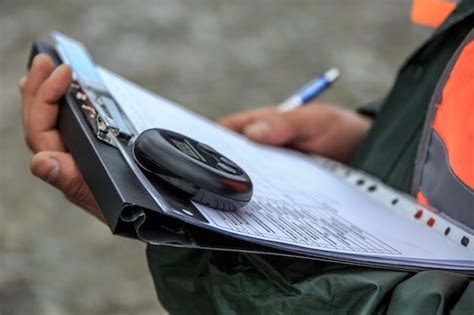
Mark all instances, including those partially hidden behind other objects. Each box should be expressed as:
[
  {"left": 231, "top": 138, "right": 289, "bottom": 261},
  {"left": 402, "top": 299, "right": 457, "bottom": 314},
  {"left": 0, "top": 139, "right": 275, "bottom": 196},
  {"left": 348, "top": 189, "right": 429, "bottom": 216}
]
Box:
[
  {"left": 218, "top": 103, "right": 373, "bottom": 162},
  {"left": 19, "top": 54, "right": 104, "bottom": 222}
]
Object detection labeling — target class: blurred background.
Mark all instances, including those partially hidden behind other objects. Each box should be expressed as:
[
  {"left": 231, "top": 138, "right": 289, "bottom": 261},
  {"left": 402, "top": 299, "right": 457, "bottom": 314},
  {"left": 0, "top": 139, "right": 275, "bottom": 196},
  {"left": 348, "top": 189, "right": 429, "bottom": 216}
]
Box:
[{"left": 0, "top": 1, "right": 431, "bottom": 314}]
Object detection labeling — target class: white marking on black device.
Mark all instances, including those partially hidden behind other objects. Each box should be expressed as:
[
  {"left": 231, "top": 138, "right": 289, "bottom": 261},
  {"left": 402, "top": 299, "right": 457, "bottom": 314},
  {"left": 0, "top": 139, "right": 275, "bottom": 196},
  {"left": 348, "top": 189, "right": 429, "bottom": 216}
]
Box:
[{"left": 133, "top": 129, "right": 253, "bottom": 211}]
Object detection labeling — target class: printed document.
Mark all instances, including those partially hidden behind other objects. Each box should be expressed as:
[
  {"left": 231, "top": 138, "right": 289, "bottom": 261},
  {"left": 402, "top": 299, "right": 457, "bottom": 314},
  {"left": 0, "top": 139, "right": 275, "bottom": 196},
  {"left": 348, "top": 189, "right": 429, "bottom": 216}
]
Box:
[{"left": 99, "top": 67, "right": 474, "bottom": 270}]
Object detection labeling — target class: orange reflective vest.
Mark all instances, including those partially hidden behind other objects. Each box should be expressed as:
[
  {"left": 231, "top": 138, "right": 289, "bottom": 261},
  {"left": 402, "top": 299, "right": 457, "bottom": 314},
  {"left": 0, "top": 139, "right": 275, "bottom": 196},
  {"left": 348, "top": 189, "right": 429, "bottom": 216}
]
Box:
[
  {"left": 413, "top": 29, "right": 474, "bottom": 230},
  {"left": 411, "top": 0, "right": 457, "bottom": 28}
]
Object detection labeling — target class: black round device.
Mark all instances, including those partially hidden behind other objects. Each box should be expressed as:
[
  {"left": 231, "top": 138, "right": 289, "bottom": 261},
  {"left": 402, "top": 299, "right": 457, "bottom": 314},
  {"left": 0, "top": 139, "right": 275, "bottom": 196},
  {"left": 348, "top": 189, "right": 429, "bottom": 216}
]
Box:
[{"left": 133, "top": 128, "right": 253, "bottom": 211}]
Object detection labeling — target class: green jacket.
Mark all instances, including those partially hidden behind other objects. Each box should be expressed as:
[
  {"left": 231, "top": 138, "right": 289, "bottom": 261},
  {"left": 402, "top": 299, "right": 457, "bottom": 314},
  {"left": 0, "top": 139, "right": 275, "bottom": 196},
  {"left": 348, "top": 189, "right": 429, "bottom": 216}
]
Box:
[{"left": 147, "top": 2, "right": 474, "bottom": 314}]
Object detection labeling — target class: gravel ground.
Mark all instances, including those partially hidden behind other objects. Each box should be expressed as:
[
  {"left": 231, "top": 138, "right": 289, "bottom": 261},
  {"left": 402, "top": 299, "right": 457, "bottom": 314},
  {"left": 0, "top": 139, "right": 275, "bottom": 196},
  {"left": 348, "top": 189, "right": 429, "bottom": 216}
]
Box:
[{"left": 0, "top": 1, "right": 430, "bottom": 314}]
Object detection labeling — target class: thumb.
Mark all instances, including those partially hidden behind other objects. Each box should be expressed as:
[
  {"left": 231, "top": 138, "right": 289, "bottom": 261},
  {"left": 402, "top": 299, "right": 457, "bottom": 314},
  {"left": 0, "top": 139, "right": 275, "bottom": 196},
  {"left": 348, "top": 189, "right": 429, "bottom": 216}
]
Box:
[
  {"left": 243, "top": 113, "right": 295, "bottom": 145},
  {"left": 29, "top": 151, "right": 95, "bottom": 210}
]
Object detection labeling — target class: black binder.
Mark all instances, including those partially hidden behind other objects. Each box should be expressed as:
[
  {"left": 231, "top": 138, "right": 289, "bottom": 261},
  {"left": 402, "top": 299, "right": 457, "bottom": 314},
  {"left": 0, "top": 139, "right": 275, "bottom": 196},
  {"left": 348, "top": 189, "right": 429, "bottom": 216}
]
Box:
[
  {"left": 26, "top": 36, "right": 473, "bottom": 273},
  {"left": 27, "top": 40, "right": 323, "bottom": 261}
]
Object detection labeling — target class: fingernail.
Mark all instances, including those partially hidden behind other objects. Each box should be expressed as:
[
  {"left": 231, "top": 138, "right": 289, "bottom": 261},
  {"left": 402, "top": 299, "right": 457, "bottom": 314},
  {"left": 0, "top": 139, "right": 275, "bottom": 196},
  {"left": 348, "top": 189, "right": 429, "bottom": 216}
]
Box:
[
  {"left": 57, "top": 64, "right": 69, "bottom": 71},
  {"left": 52, "top": 64, "right": 72, "bottom": 81},
  {"left": 52, "top": 64, "right": 66, "bottom": 75},
  {"left": 31, "top": 155, "right": 59, "bottom": 183},
  {"left": 244, "top": 121, "right": 272, "bottom": 139}
]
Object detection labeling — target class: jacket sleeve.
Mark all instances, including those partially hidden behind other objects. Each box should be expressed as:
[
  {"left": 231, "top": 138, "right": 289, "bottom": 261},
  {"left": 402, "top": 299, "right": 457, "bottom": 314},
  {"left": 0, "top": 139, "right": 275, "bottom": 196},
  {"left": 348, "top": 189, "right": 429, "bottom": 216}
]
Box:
[
  {"left": 146, "top": 245, "right": 474, "bottom": 315},
  {"left": 357, "top": 99, "right": 384, "bottom": 119}
]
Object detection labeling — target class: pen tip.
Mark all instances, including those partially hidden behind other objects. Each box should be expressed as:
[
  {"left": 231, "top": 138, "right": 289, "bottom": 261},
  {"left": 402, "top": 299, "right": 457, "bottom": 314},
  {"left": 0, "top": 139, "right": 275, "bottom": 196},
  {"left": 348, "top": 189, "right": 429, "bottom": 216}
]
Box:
[{"left": 325, "top": 68, "right": 341, "bottom": 82}]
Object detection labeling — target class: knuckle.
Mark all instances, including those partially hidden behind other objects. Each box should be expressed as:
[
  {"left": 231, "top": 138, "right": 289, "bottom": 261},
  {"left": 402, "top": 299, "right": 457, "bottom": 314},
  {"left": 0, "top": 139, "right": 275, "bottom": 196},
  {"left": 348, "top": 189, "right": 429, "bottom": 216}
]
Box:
[
  {"left": 275, "top": 112, "right": 291, "bottom": 125},
  {"left": 24, "top": 133, "right": 49, "bottom": 152},
  {"left": 34, "top": 134, "right": 53, "bottom": 152},
  {"left": 39, "top": 82, "right": 64, "bottom": 104},
  {"left": 64, "top": 172, "right": 88, "bottom": 202},
  {"left": 24, "top": 134, "right": 35, "bottom": 151}
]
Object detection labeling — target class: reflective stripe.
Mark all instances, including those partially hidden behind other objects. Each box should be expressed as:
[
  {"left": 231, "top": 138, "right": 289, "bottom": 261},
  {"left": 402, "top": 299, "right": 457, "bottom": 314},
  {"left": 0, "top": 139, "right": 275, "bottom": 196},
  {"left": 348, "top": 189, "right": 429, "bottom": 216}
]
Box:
[
  {"left": 413, "top": 29, "right": 474, "bottom": 230},
  {"left": 418, "top": 132, "right": 473, "bottom": 226},
  {"left": 432, "top": 39, "right": 474, "bottom": 188}
]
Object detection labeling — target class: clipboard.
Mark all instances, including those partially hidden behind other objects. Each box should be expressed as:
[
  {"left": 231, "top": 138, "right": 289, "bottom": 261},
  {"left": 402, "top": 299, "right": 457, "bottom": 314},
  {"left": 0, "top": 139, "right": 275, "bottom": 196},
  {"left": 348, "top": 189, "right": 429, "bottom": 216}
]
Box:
[
  {"left": 26, "top": 33, "right": 474, "bottom": 273},
  {"left": 27, "top": 38, "right": 324, "bottom": 260}
]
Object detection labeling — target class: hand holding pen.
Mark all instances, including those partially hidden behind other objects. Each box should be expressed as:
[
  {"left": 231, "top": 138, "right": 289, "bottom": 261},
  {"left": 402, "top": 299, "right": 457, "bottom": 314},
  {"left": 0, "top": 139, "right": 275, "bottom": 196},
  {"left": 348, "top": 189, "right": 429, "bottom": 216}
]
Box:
[{"left": 219, "top": 67, "right": 373, "bottom": 162}]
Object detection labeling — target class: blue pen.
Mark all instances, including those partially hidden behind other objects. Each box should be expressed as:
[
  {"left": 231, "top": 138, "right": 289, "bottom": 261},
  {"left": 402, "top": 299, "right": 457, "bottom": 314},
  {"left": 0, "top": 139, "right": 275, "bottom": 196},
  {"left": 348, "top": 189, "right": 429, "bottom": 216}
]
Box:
[{"left": 277, "top": 67, "right": 341, "bottom": 112}]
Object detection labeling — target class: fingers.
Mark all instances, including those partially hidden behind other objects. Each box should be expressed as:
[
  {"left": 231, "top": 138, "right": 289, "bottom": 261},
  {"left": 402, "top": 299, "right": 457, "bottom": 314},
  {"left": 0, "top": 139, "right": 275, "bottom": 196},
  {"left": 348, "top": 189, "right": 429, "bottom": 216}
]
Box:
[
  {"left": 35, "top": 64, "right": 72, "bottom": 105},
  {"left": 25, "top": 64, "right": 72, "bottom": 152},
  {"left": 30, "top": 151, "right": 104, "bottom": 222},
  {"left": 30, "top": 151, "right": 83, "bottom": 198},
  {"left": 218, "top": 105, "right": 332, "bottom": 146},
  {"left": 21, "top": 54, "right": 55, "bottom": 125},
  {"left": 218, "top": 106, "right": 276, "bottom": 132},
  {"left": 18, "top": 76, "right": 27, "bottom": 92},
  {"left": 243, "top": 104, "right": 331, "bottom": 146},
  {"left": 243, "top": 115, "right": 293, "bottom": 145}
]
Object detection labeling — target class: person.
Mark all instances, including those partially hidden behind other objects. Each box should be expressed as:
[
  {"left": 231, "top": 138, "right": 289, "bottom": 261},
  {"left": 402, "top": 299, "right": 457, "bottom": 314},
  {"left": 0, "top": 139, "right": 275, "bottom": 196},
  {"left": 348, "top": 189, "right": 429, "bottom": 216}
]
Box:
[{"left": 20, "top": 1, "right": 473, "bottom": 313}]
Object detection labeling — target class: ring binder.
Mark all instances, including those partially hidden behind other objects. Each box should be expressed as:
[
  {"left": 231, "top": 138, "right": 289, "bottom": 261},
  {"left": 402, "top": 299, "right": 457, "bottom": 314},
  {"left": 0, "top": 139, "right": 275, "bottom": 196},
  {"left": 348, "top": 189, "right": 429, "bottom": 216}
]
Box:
[{"left": 26, "top": 33, "right": 474, "bottom": 273}]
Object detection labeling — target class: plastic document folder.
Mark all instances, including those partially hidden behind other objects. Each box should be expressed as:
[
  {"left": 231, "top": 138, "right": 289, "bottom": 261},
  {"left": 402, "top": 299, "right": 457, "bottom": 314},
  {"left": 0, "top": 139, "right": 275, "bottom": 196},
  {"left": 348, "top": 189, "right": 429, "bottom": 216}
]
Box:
[{"left": 29, "top": 33, "right": 474, "bottom": 274}]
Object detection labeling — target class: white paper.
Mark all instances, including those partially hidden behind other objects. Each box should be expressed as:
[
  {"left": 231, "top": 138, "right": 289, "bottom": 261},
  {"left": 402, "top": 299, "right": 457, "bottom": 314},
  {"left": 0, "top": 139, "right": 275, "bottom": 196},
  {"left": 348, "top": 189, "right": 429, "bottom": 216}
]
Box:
[{"left": 98, "top": 67, "right": 474, "bottom": 270}]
